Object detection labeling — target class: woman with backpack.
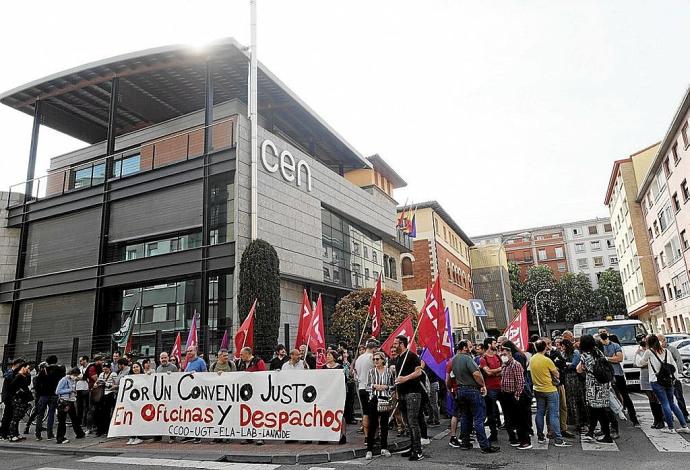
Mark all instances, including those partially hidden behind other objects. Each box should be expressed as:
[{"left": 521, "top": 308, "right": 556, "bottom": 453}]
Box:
[
  {"left": 635, "top": 335, "right": 690, "bottom": 434},
  {"left": 576, "top": 334, "right": 613, "bottom": 442}
]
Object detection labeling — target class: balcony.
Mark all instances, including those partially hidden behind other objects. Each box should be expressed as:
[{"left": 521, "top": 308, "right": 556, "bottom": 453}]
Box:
[{"left": 7, "top": 118, "right": 236, "bottom": 209}]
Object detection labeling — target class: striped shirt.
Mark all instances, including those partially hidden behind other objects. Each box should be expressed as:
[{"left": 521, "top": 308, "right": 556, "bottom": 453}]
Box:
[{"left": 366, "top": 366, "right": 394, "bottom": 398}]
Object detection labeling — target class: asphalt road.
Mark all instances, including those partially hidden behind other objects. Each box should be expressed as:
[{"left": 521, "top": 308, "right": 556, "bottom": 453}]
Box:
[{"left": 3, "top": 385, "right": 690, "bottom": 470}]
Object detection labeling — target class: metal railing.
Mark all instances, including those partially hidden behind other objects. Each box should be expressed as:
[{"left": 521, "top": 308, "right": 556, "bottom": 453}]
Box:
[{"left": 7, "top": 117, "right": 236, "bottom": 209}]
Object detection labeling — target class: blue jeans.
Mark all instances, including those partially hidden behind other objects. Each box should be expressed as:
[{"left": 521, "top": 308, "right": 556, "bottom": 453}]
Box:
[
  {"left": 652, "top": 381, "right": 687, "bottom": 428},
  {"left": 457, "top": 386, "right": 490, "bottom": 449},
  {"left": 534, "top": 390, "right": 561, "bottom": 440},
  {"left": 35, "top": 395, "right": 58, "bottom": 437}
]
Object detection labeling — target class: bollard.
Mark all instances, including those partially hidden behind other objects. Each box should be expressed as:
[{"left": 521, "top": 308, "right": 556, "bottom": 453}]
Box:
[{"left": 71, "top": 337, "right": 79, "bottom": 368}]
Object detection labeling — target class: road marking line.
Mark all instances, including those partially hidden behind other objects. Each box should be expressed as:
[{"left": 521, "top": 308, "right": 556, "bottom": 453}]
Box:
[
  {"left": 80, "top": 456, "right": 280, "bottom": 469},
  {"left": 308, "top": 467, "right": 335, "bottom": 470},
  {"left": 637, "top": 417, "right": 690, "bottom": 453},
  {"left": 580, "top": 437, "right": 619, "bottom": 451}
]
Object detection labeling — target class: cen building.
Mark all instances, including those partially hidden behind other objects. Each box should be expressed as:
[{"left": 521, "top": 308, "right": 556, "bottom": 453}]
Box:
[{"left": 0, "top": 39, "right": 410, "bottom": 361}]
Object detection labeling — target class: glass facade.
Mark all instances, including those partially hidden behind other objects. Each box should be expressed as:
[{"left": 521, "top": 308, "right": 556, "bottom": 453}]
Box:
[
  {"left": 108, "top": 232, "right": 203, "bottom": 262},
  {"left": 321, "top": 207, "right": 383, "bottom": 289},
  {"left": 209, "top": 173, "right": 235, "bottom": 245}
]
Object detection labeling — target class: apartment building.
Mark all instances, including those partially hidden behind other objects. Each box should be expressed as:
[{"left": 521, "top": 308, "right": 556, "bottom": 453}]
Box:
[
  {"left": 562, "top": 218, "right": 618, "bottom": 288},
  {"left": 474, "top": 225, "right": 569, "bottom": 281},
  {"left": 637, "top": 87, "right": 690, "bottom": 334},
  {"left": 399, "top": 201, "right": 474, "bottom": 335},
  {"left": 604, "top": 144, "right": 662, "bottom": 331}
]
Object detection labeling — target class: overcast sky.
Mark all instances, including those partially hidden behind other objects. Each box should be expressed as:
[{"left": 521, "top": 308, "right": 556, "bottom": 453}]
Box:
[{"left": 1, "top": 0, "right": 688, "bottom": 236}]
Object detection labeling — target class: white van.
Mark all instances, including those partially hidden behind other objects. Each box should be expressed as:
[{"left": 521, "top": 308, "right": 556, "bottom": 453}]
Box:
[{"left": 573, "top": 319, "right": 648, "bottom": 386}]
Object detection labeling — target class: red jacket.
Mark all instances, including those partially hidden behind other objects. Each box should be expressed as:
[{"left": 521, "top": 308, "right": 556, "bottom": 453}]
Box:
[{"left": 238, "top": 357, "right": 266, "bottom": 372}]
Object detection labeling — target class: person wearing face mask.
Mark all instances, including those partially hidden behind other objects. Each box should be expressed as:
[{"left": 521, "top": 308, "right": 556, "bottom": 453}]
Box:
[
  {"left": 599, "top": 328, "right": 639, "bottom": 429},
  {"left": 498, "top": 345, "right": 530, "bottom": 449}
]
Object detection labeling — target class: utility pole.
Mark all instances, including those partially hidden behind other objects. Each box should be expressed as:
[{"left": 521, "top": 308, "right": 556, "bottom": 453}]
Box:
[{"left": 249, "top": 0, "right": 258, "bottom": 240}]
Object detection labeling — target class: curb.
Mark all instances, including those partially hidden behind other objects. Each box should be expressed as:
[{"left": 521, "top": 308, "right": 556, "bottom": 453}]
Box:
[{"left": 0, "top": 437, "right": 413, "bottom": 464}]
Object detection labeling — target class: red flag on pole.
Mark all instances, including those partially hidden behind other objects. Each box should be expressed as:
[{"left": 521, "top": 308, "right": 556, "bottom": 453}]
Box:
[
  {"left": 234, "top": 299, "right": 257, "bottom": 358},
  {"left": 306, "top": 295, "right": 326, "bottom": 368},
  {"left": 369, "top": 274, "right": 383, "bottom": 338},
  {"left": 417, "top": 277, "right": 450, "bottom": 363},
  {"left": 504, "top": 303, "right": 529, "bottom": 352},
  {"left": 171, "top": 332, "right": 182, "bottom": 367},
  {"left": 381, "top": 317, "right": 417, "bottom": 357},
  {"left": 294, "top": 289, "right": 313, "bottom": 349}
]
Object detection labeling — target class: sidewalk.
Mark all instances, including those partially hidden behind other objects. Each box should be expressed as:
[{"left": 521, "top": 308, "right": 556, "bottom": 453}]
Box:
[{"left": 0, "top": 423, "right": 420, "bottom": 465}]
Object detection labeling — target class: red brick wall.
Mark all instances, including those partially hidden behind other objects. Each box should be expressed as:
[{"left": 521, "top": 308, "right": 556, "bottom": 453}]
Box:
[
  {"left": 436, "top": 242, "right": 472, "bottom": 300},
  {"left": 402, "top": 239, "right": 432, "bottom": 291}
]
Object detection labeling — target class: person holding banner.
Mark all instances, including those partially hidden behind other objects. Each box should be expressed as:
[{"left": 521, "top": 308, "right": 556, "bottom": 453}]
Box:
[
  {"left": 155, "top": 352, "right": 178, "bottom": 373},
  {"left": 365, "top": 351, "right": 394, "bottom": 460},
  {"left": 210, "top": 349, "right": 237, "bottom": 373},
  {"left": 237, "top": 347, "right": 265, "bottom": 445},
  {"left": 393, "top": 335, "right": 425, "bottom": 461},
  {"left": 269, "top": 345, "right": 289, "bottom": 370},
  {"left": 184, "top": 346, "right": 207, "bottom": 373},
  {"left": 95, "top": 363, "right": 117, "bottom": 437}
]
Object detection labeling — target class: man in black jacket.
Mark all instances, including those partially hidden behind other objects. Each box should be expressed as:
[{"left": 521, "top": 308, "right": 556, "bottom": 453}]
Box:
[
  {"left": 34, "top": 355, "right": 66, "bottom": 440},
  {"left": 0, "top": 358, "right": 24, "bottom": 440}
]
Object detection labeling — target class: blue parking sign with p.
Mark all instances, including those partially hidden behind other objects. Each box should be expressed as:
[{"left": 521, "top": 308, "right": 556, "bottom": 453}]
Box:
[{"left": 469, "top": 299, "right": 488, "bottom": 317}]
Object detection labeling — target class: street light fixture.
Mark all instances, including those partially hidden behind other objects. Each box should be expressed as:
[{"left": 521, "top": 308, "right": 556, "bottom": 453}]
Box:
[{"left": 535, "top": 288, "right": 551, "bottom": 338}]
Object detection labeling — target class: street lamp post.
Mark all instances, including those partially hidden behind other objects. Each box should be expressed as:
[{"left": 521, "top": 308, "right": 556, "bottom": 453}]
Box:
[{"left": 534, "top": 288, "right": 551, "bottom": 338}]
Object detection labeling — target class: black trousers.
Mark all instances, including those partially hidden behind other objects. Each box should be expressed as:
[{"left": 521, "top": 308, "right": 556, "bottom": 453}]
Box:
[
  {"left": 56, "top": 400, "right": 84, "bottom": 442},
  {"left": 96, "top": 394, "right": 115, "bottom": 435},
  {"left": 499, "top": 391, "right": 530, "bottom": 444},
  {"left": 76, "top": 390, "right": 90, "bottom": 427},
  {"left": 613, "top": 375, "right": 638, "bottom": 423},
  {"left": 588, "top": 406, "right": 610, "bottom": 438},
  {"left": 674, "top": 380, "right": 689, "bottom": 418},
  {"left": 367, "top": 397, "right": 391, "bottom": 451},
  {"left": 0, "top": 399, "right": 13, "bottom": 437}
]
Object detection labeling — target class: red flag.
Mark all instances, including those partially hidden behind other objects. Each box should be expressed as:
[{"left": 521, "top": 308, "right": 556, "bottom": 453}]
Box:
[
  {"left": 219, "top": 330, "right": 229, "bottom": 350},
  {"left": 171, "top": 332, "right": 182, "bottom": 367},
  {"left": 381, "top": 317, "right": 417, "bottom": 357},
  {"left": 369, "top": 274, "right": 383, "bottom": 338},
  {"left": 306, "top": 295, "right": 327, "bottom": 368},
  {"left": 294, "top": 290, "right": 313, "bottom": 349},
  {"left": 235, "top": 299, "right": 257, "bottom": 358},
  {"left": 504, "top": 303, "right": 529, "bottom": 352},
  {"left": 417, "top": 277, "right": 450, "bottom": 363}
]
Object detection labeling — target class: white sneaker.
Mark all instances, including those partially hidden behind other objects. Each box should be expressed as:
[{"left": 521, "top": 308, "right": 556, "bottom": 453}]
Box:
[
  {"left": 126, "top": 438, "right": 134, "bottom": 445},
  {"left": 365, "top": 451, "right": 373, "bottom": 460},
  {"left": 381, "top": 449, "right": 391, "bottom": 457},
  {"left": 662, "top": 427, "right": 677, "bottom": 434},
  {"left": 677, "top": 427, "right": 690, "bottom": 434},
  {"left": 130, "top": 438, "right": 143, "bottom": 445},
  {"left": 421, "top": 438, "right": 431, "bottom": 445}
]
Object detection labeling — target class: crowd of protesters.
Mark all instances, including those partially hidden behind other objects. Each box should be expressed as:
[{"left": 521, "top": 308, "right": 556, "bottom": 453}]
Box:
[{"left": 1, "top": 329, "right": 688, "bottom": 462}]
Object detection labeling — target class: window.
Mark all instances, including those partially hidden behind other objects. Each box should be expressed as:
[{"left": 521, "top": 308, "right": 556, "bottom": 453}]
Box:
[
  {"left": 591, "top": 240, "right": 601, "bottom": 251},
  {"left": 658, "top": 207, "right": 670, "bottom": 233},
  {"left": 352, "top": 241, "right": 360, "bottom": 255},
  {"left": 333, "top": 268, "right": 340, "bottom": 283},
  {"left": 663, "top": 157, "right": 671, "bottom": 178},
  {"left": 401, "top": 258, "right": 413, "bottom": 276},
  {"left": 682, "top": 179, "right": 690, "bottom": 201},
  {"left": 72, "top": 166, "right": 93, "bottom": 189},
  {"left": 578, "top": 258, "right": 588, "bottom": 269},
  {"left": 667, "top": 284, "right": 674, "bottom": 300},
  {"left": 604, "top": 223, "right": 612, "bottom": 233},
  {"left": 555, "top": 247, "right": 564, "bottom": 258},
  {"left": 609, "top": 256, "right": 618, "bottom": 264},
  {"left": 593, "top": 256, "right": 604, "bottom": 267},
  {"left": 572, "top": 228, "right": 581, "bottom": 237},
  {"left": 672, "top": 143, "right": 680, "bottom": 165},
  {"left": 606, "top": 239, "right": 615, "bottom": 249},
  {"left": 113, "top": 153, "right": 141, "bottom": 178},
  {"left": 323, "top": 267, "right": 330, "bottom": 280},
  {"left": 673, "top": 192, "right": 681, "bottom": 212},
  {"left": 588, "top": 225, "right": 598, "bottom": 235},
  {"left": 373, "top": 271, "right": 379, "bottom": 280},
  {"left": 538, "top": 249, "right": 547, "bottom": 261},
  {"left": 372, "top": 250, "right": 377, "bottom": 263},
  {"left": 146, "top": 242, "right": 159, "bottom": 257},
  {"left": 383, "top": 255, "right": 390, "bottom": 278},
  {"left": 166, "top": 304, "right": 177, "bottom": 321},
  {"left": 365, "top": 268, "right": 370, "bottom": 279},
  {"left": 681, "top": 230, "right": 689, "bottom": 250},
  {"left": 523, "top": 250, "right": 532, "bottom": 262},
  {"left": 535, "top": 235, "right": 545, "bottom": 241},
  {"left": 126, "top": 249, "right": 138, "bottom": 260},
  {"left": 682, "top": 121, "right": 689, "bottom": 149},
  {"left": 575, "top": 243, "right": 585, "bottom": 253},
  {"left": 363, "top": 246, "right": 369, "bottom": 258},
  {"left": 389, "top": 258, "right": 397, "bottom": 280},
  {"left": 557, "top": 263, "right": 566, "bottom": 272}
]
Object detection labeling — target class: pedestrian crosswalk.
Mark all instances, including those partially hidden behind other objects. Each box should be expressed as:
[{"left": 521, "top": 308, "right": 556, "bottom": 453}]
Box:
[{"left": 78, "top": 456, "right": 280, "bottom": 470}]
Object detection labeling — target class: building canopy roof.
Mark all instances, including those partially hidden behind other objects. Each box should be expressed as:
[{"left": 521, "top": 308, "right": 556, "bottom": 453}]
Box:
[
  {"left": 0, "top": 38, "right": 370, "bottom": 171},
  {"left": 366, "top": 154, "right": 407, "bottom": 188}
]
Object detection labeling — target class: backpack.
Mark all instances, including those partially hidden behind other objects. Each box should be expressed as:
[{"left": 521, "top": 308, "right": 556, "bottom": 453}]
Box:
[
  {"left": 591, "top": 349, "right": 614, "bottom": 384},
  {"left": 650, "top": 350, "right": 676, "bottom": 388}
]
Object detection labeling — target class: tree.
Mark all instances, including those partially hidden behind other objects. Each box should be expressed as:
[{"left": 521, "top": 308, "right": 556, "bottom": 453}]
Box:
[
  {"left": 523, "top": 265, "right": 557, "bottom": 325},
  {"left": 238, "top": 239, "right": 281, "bottom": 359},
  {"left": 595, "top": 268, "right": 626, "bottom": 318},
  {"left": 554, "top": 272, "right": 596, "bottom": 323},
  {"left": 508, "top": 261, "right": 525, "bottom": 309},
  {"left": 330, "top": 288, "right": 418, "bottom": 346}
]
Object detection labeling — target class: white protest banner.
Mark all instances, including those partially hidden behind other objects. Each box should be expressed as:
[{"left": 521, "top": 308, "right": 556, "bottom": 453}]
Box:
[{"left": 108, "top": 370, "right": 345, "bottom": 441}]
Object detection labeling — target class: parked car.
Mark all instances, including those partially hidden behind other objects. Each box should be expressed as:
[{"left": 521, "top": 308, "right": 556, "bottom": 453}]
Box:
[
  {"left": 679, "top": 344, "right": 690, "bottom": 378},
  {"left": 664, "top": 333, "right": 690, "bottom": 344}
]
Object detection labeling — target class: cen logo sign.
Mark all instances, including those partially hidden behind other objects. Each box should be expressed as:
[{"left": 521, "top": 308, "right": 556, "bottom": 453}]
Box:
[{"left": 260, "top": 139, "right": 313, "bottom": 192}]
